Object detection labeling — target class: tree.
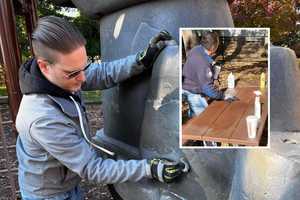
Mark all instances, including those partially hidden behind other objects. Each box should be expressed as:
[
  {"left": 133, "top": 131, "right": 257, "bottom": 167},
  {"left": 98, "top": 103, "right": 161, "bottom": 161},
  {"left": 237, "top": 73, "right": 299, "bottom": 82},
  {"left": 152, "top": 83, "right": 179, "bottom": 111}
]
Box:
[
  {"left": 16, "top": 0, "right": 100, "bottom": 62},
  {"left": 72, "top": 15, "right": 100, "bottom": 60},
  {"left": 229, "top": 0, "right": 298, "bottom": 47}
]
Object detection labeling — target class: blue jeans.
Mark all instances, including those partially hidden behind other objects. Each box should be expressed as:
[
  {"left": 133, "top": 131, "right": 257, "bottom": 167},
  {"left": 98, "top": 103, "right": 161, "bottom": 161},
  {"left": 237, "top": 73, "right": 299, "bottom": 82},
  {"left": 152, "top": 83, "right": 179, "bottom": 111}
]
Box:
[
  {"left": 20, "top": 186, "right": 82, "bottom": 200},
  {"left": 182, "top": 89, "right": 208, "bottom": 117},
  {"left": 182, "top": 89, "right": 217, "bottom": 146}
]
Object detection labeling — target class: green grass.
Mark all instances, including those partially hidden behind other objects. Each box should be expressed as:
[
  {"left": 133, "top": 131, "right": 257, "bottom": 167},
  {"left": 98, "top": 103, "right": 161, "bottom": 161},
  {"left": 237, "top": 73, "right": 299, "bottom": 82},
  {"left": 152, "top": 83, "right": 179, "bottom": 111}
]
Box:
[
  {"left": 82, "top": 90, "right": 101, "bottom": 103},
  {"left": 0, "top": 85, "right": 101, "bottom": 103},
  {"left": 0, "top": 86, "right": 7, "bottom": 96}
]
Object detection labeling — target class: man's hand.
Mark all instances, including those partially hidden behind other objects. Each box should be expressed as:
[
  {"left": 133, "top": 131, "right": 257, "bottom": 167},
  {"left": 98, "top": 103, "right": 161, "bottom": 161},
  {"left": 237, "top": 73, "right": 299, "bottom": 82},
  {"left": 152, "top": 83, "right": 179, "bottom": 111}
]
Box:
[
  {"left": 136, "top": 30, "right": 172, "bottom": 69},
  {"left": 146, "top": 158, "right": 189, "bottom": 183},
  {"left": 224, "top": 88, "right": 239, "bottom": 103},
  {"left": 224, "top": 95, "right": 239, "bottom": 103}
]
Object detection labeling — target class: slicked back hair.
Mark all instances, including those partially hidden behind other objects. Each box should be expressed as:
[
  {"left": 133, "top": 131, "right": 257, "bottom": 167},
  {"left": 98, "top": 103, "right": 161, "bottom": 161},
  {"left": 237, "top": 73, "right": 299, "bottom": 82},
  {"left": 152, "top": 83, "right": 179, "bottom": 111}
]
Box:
[
  {"left": 32, "top": 16, "right": 86, "bottom": 63},
  {"left": 200, "top": 31, "right": 219, "bottom": 53}
]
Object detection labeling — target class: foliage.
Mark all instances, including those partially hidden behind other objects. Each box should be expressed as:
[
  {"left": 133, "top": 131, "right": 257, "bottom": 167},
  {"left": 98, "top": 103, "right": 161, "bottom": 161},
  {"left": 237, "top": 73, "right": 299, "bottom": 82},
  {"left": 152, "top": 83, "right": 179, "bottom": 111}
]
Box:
[
  {"left": 229, "top": 0, "right": 299, "bottom": 46},
  {"left": 72, "top": 15, "right": 100, "bottom": 59},
  {"left": 16, "top": 16, "right": 31, "bottom": 62},
  {"left": 274, "top": 30, "right": 300, "bottom": 47},
  {"left": 0, "top": 86, "right": 7, "bottom": 96},
  {"left": 16, "top": 0, "right": 100, "bottom": 62},
  {"left": 82, "top": 90, "right": 101, "bottom": 103},
  {"left": 36, "top": 0, "right": 65, "bottom": 17}
]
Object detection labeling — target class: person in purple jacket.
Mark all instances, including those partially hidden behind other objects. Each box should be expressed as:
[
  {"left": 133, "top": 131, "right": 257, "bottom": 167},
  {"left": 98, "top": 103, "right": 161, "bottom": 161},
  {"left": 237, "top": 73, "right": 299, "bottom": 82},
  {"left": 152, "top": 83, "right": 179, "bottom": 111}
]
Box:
[{"left": 182, "top": 31, "right": 236, "bottom": 118}]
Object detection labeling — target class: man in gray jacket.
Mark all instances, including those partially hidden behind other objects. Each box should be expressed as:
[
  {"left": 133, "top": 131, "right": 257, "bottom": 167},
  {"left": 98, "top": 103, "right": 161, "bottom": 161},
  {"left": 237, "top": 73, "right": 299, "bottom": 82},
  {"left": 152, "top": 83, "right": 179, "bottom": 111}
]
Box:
[{"left": 16, "top": 16, "right": 187, "bottom": 199}]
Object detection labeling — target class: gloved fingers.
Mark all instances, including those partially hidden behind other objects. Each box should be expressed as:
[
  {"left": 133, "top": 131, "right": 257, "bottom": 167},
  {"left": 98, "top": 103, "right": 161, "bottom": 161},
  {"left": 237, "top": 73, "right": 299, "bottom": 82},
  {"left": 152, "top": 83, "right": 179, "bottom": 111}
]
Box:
[
  {"left": 159, "top": 30, "right": 172, "bottom": 40},
  {"left": 225, "top": 97, "right": 234, "bottom": 103},
  {"left": 179, "top": 157, "right": 190, "bottom": 173},
  {"left": 229, "top": 96, "right": 239, "bottom": 101},
  {"left": 225, "top": 96, "right": 239, "bottom": 103},
  {"left": 233, "top": 96, "right": 240, "bottom": 101},
  {"left": 225, "top": 98, "right": 233, "bottom": 103},
  {"left": 164, "top": 171, "right": 183, "bottom": 183},
  {"left": 149, "top": 38, "right": 166, "bottom": 48},
  {"left": 161, "top": 159, "right": 186, "bottom": 169},
  {"left": 138, "top": 30, "right": 173, "bottom": 68},
  {"left": 164, "top": 159, "right": 189, "bottom": 176},
  {"left": 165, "top": 166, "right": 182, "bottom": 175},
  {"left": 149, "top": 34, "right": 160, "bottom": 44},
  {"left": 149, "top": 158, "right": 190, "bottom": 183},
  {"left": 150, "top": 30, "right": 172, "bottom": 44},
  {"left": 154, "top": 39, "right": 177, "bottom": 51},
  {"left": 163, "top": 166, "right": 183, "bottom": 183},
  {"left": 156, "top": 40, "right": 167, "bottom": 50},
  {"left": 159, "top": 158, "right": 178, "bottom": 165}
]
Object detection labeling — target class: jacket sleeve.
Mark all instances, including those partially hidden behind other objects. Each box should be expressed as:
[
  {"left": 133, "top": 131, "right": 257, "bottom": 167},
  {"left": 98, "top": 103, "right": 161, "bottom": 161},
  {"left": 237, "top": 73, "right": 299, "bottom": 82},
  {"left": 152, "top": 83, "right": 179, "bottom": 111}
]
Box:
[
  {"left": 201, "top": 82, "right": 224, "bottom": 100},
  {"left": 29, "top": 115, "right": 149, "bottom": 184},
  {"left": 82, "top": 54, "right": 145, "bottom": 91}
]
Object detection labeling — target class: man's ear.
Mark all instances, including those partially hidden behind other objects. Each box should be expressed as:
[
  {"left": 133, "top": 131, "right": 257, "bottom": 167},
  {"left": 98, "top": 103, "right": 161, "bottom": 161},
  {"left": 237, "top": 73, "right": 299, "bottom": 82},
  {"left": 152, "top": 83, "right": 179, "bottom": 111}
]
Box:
[{"left": 37, "top": 59, "right": 49, "bottom": 75}]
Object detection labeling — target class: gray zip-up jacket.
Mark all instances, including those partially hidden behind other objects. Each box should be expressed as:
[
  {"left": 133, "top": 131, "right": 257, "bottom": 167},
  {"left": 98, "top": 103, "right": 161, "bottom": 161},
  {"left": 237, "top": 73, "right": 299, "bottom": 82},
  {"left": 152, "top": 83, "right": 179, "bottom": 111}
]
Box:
[{"left": 16, "top": 55, "right": 151, "bottom": 198}]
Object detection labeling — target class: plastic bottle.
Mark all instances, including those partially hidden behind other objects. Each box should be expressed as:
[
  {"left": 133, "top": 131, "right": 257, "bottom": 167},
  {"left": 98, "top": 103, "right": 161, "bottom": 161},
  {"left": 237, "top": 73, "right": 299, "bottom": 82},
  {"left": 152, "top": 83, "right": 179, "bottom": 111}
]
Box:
[
  {"left": 254, "top": 90, "right": 262, "bottom": 119},
  {"left": 227, "top": 72, "right": 235, "bottom": 89},
  {"left": 260, "top": 72, "right": 266, "bottom": 90}
]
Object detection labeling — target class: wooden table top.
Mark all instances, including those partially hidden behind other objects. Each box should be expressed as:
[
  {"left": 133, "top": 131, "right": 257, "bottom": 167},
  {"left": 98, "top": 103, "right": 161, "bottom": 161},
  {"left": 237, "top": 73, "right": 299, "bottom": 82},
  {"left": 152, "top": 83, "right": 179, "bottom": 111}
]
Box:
[{"left": 182, "top": 87, "right": 268, "bottom": 146}]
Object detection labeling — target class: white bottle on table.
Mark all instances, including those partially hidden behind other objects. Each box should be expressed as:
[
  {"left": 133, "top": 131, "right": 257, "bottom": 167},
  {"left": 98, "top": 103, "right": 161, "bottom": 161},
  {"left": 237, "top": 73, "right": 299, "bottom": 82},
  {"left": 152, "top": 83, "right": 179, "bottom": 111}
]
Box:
[
  {"left": 254, "top": 90, "right": 262, "bottom": 119},
  {"left": 227, "top": 72, "right": 235, "bottom": 89}
]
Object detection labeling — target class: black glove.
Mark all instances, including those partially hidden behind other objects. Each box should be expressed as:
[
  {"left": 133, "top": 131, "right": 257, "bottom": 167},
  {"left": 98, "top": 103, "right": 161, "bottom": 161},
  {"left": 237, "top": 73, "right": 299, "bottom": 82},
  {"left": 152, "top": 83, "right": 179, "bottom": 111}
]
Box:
[
  {"left": 136, "top": 30, "right": 172, "bottom": 69},
  {"left": 147, "top": 158, "right": 189, "bottom": 183}
]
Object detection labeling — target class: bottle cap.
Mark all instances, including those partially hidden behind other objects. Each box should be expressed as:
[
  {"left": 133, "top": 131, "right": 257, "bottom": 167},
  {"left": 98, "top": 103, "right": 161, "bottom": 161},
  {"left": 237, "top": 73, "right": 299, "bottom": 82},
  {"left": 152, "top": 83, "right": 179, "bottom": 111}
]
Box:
[{"left": 254, "top": 90, "right": 262, "bottom": 96}]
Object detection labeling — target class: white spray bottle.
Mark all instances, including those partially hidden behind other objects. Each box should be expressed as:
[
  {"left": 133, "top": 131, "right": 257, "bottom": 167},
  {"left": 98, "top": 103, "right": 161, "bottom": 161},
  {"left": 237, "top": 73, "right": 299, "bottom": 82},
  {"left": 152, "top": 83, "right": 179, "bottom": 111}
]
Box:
[
  {"left": 254, "top": 90, "right": 262, "bottom": 119},
  {"left": 227, "top": 72, "right": 235, "bottom": 89}
]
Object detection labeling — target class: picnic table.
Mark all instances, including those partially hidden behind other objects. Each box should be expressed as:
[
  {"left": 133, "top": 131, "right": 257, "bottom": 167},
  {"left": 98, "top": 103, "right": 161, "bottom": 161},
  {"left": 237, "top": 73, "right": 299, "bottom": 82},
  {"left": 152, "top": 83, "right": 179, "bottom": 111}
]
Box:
[{"left": 182, "top": 87, "right": 268, "bottom": 146}]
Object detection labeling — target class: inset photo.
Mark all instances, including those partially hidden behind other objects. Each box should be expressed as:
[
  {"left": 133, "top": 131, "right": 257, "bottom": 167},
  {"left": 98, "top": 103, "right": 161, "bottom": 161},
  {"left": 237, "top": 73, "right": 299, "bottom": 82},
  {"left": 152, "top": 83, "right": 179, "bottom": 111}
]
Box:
[{"left": 180, "top": 28, "right": 269, "bottom": 148}]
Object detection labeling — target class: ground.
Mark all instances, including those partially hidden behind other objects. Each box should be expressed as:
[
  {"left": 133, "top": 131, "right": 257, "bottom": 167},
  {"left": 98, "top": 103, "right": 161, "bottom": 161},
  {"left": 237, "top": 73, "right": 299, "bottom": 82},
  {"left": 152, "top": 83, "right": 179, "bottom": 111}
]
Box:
[{"left": 0, "top": 103, "right": 113, "bottom": 200}]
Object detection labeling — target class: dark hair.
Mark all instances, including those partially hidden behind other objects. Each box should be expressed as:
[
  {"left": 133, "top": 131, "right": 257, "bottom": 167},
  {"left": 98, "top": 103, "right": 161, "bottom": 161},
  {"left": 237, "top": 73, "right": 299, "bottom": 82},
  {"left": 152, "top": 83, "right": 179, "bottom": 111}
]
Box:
[
  {"left": 32, "top": 16, "right": 86, "bottom": 63},
  {"left": 200, "top": 31, "right": 219, "bottom": 53}
]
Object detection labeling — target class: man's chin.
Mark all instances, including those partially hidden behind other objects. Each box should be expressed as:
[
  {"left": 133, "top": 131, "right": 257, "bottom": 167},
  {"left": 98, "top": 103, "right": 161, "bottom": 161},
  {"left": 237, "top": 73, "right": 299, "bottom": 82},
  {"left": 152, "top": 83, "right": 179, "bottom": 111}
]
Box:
[
  {"left": 72, "top": 87, "right": 81, "bottom": 93},
  {"left": 69, "top": 85, "right": 82, "bottom": 93}
]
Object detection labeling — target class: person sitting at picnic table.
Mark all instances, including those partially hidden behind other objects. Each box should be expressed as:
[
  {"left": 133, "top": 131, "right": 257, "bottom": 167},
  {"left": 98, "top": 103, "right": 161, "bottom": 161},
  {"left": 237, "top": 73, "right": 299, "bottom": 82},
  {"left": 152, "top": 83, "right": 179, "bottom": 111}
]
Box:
[{"left": 182, "top": 31, "right": 237, "bottom": 118}]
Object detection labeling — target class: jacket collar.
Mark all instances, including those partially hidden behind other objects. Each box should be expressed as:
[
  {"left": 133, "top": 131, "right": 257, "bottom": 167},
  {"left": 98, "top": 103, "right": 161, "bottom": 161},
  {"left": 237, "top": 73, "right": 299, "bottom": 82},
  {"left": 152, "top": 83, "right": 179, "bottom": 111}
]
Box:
[{"left": 19, "top": 58, "right": 82, "bottom": 104}]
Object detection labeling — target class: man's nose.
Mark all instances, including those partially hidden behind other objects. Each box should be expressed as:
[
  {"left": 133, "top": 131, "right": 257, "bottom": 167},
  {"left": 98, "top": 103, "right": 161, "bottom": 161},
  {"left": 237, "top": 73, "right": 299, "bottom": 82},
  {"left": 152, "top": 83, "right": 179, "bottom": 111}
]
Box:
[{"left": 76, "top": 71, "right": 86, "bottom": 82}]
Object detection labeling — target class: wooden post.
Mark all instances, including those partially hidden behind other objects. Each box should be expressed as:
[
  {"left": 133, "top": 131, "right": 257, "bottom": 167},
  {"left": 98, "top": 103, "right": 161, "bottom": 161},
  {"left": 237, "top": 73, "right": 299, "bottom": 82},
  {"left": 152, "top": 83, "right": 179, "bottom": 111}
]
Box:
[
  {"left": 0, "top": 0, "right": 22, "bottom": 125},
  {"left": 24, "top": 0, "right": 38, "bottom": 55}
]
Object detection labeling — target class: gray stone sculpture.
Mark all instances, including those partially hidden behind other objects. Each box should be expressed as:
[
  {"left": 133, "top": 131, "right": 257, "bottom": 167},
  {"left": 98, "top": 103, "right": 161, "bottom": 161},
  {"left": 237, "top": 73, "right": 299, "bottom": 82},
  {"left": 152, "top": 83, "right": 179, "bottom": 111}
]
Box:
[{"left": 51, "top": 0, "right": 300, "bottom": 199}]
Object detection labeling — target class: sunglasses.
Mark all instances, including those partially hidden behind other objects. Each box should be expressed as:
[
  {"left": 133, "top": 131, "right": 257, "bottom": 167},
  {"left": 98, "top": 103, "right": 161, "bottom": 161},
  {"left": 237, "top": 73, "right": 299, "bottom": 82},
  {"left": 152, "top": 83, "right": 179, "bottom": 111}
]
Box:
[{"left": 63, "top": 61, "right": 92, "bottom": 79}]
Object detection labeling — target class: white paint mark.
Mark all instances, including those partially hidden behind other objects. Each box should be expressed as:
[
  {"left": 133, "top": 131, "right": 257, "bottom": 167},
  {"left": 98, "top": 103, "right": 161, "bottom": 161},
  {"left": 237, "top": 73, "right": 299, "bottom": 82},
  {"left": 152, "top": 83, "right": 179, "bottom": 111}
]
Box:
[{"left": 113, "top": 13, "right": 125, "bottom": 39}]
